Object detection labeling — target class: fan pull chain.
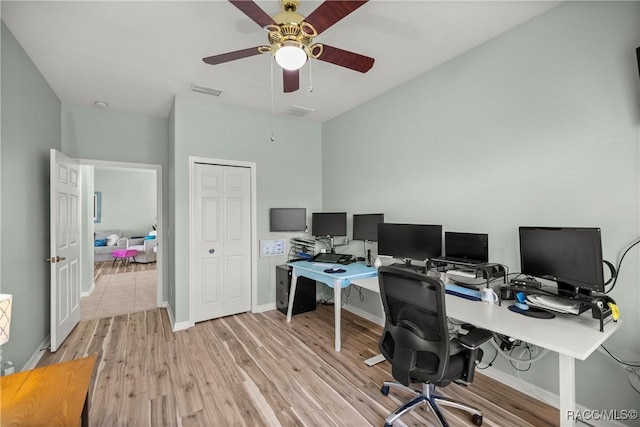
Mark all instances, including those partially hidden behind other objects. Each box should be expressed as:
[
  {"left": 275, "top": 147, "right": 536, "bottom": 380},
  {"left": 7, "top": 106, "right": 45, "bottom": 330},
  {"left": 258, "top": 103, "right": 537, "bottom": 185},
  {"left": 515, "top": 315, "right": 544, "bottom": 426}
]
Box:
[
  {"left": 270, "top": 58, "right": 275, "bottom": 142},
  {"left": 309, "top": 61, "right": 313, "bottom": 93}
]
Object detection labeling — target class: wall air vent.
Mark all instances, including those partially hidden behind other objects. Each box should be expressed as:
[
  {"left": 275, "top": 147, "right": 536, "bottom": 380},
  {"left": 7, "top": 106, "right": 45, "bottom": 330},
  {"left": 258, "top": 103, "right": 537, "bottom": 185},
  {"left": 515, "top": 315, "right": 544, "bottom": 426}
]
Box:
[
  {"left": 288, "top": 105, "right": 316, "bottom": 117},
  {"left": 190, "top": 84, "right": 222, "bottom": 97}
]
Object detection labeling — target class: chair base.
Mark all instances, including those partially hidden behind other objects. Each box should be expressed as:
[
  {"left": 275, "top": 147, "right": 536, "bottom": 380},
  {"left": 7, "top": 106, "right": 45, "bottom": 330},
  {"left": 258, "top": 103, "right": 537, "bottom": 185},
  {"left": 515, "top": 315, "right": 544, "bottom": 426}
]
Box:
[{"left": 381, "top": 381, "right": 483, "bottom": 427}]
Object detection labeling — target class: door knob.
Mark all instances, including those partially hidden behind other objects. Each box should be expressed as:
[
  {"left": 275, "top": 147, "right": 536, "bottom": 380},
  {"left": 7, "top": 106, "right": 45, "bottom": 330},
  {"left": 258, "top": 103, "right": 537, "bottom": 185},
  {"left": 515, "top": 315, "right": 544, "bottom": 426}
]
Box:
[
  {"left": 209, "top": 249, "right": 215, "bottom": 254},
  {"left": 46, "top": 256, "right": 66, "bottom": 263}
]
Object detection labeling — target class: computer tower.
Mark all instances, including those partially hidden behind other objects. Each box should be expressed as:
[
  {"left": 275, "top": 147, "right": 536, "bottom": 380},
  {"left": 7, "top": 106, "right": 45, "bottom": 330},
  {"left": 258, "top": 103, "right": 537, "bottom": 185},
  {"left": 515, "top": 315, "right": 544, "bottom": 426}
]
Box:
[{"left": 276, "top": 264, "right": 316, "bottom": 315}]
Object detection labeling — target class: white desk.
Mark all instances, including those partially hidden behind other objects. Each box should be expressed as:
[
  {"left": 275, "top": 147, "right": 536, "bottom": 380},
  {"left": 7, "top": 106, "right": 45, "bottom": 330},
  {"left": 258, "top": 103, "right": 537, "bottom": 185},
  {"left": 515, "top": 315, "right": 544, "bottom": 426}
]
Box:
[{"left": 351, "top": 276, "right": 621, "bottom": 427}]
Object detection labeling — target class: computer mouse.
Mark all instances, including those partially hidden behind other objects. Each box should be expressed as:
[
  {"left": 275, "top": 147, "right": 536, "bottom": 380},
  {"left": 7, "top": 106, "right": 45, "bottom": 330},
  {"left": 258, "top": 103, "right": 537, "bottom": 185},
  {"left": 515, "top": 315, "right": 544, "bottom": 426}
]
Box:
[{"left": 324, "top": 268, "right": 346, "bottom": 273}]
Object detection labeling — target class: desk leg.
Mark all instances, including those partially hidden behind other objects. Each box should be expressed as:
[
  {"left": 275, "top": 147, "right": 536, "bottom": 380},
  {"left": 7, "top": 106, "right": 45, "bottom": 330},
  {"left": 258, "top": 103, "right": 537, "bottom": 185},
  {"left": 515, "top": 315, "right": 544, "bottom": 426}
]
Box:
[
  {"left": 286, "top": 271, "right": 298, "bottom": 323},
  {"left": 81, "top": 392, "right": 90, "bottom": 427},
  {"left": 334, "top": 279, "right": 341, "bottom": 352},
  {"left": 559, "top": 354, "right": 576, "bottom": 427}
]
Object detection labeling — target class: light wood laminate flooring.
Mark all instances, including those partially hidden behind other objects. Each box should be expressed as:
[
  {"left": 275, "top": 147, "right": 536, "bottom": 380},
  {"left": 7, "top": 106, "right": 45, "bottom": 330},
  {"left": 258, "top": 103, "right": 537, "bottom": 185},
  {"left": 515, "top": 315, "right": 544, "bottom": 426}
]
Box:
[{"left": 37, "top": 305, "right": 558, "bottom": 426}]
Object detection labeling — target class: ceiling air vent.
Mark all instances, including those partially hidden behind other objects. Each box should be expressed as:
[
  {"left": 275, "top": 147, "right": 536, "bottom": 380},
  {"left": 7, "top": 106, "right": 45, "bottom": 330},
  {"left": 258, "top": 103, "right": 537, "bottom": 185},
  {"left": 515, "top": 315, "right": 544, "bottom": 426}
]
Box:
[
  {"left": 288, "top": 105, "right": 316, "bottom": 117},
  {"left": 190, "top": 84, "right": 222, "bottom": 97}
]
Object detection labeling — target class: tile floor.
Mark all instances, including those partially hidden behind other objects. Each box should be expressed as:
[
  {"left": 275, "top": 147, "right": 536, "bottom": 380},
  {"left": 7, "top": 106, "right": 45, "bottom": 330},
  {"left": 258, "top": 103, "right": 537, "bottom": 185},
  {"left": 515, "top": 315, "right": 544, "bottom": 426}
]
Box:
[{"left": 81, "top": 268, "right": 157, "bottom": 321}]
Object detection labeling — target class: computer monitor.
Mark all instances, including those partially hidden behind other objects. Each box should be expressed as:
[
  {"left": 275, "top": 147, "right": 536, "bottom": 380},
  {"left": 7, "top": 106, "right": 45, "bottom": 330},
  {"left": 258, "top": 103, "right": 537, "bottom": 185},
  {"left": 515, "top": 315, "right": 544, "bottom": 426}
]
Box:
[
  {"left": 518, "top": 226, "right": 605, "bottom": 296},
  {"left": 353, "top": 214, "right": 384, "bottom": 241},
  {"left": 311, "top": 212, "right": 347, "bottom": 237},
  {"left": 270, "top": 208, "right": 306, "bottom": 232},
  {"left": 378, "top": 223, "right": 442, "bottom": 269},
  {"left": 445, "top": 232, "right": 489, "bottom": 262}
]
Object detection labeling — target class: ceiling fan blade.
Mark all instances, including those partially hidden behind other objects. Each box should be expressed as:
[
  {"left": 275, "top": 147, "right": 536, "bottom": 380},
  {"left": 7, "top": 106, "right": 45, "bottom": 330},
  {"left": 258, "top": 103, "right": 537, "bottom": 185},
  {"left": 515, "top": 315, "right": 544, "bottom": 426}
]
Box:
[
  {"left": 316, "top": 45, "right": 374, "bottom": 73},
  {"left": 283, "top": 69, "right": 300, "bottom": 93},
  {"left": 304, "top": 0, "right": 368, "bottom": 35},
  {"left": 202, "top": 47, "right": 264, "bottom": 65},
  {"left": 228, "top": 0, "right": 276, "bottom": 28}
]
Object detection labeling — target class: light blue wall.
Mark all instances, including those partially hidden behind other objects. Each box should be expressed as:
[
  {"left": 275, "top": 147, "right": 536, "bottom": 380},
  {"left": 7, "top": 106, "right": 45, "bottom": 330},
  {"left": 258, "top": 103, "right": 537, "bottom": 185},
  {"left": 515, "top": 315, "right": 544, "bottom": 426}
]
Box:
[
  {"left": 61, "top": 104, "right": 169, "bottom": 166},
  {"left": 1, "top": 22, "right": 61, "bottom": 369},
  {"left": 80, "top": 165, "right": 94, "bottom": 293},
  {"left": 93, "top": 168, "right": 156, "bottom": 237},
  {"left": 323, "top": 1, "right": 640, "bottom": 418},
  {"left": 171, "top": 94, "right": 322, "bottom": 323}
]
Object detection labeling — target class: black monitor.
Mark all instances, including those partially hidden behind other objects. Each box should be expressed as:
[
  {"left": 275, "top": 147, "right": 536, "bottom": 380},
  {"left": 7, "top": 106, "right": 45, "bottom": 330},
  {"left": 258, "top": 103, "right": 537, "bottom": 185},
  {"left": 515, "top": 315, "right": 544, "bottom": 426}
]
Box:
[
  {"left": 353, "top": 214, "right": 384, "bottom": 241},
  {"left": 270, "top": 208, "right": 306, "bottom": 232},
  {"left": 312, "top": 212, "right": 347, "bottom": 237},
  {"left": 445, "top": 232, "right": 489, "bottom": 262},
  {"left": 378, "top": 223, "right": 442, "bottom": 269},
  {"left": 519, "top": 226, "right": 605, "bottom": 296}
]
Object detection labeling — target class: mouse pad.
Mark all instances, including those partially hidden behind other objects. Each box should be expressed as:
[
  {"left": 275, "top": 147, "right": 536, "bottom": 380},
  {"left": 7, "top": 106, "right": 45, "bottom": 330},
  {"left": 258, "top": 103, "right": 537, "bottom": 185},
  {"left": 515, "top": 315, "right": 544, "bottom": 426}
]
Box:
[{"left": 508, "top": 305, "right": 555, "bottom": 319}]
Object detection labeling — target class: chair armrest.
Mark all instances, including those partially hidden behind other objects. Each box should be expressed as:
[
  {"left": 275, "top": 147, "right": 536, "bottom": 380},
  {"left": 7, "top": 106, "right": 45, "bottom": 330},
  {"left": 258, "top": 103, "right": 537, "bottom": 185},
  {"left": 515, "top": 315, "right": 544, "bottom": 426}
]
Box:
[
  {"left": 127, "top": 237, "right": 144, "bottom": 247},
  {"left": 117, "top": 237, "right": 128, "bottom": 246},
  {"left": 458, "top": 328, "right": 492, "bottom": 350}
]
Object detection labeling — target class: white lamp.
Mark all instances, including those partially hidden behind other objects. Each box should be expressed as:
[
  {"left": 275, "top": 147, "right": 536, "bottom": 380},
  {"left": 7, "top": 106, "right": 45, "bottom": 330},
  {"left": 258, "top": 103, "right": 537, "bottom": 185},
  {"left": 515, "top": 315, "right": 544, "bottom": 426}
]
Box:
[
  {"left": 0, "top": 294, "right": 12, "bottom": 346},
  {"left": 275, "top": 44, "right": 307, "bottom": 71}
]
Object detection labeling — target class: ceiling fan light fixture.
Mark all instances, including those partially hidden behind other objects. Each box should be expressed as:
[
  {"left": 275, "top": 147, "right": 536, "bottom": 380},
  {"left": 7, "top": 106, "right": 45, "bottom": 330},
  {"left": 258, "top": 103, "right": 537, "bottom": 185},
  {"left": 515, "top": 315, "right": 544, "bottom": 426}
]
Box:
[{"left": 275, "top": 44, "right": 307, "bottom": 70}]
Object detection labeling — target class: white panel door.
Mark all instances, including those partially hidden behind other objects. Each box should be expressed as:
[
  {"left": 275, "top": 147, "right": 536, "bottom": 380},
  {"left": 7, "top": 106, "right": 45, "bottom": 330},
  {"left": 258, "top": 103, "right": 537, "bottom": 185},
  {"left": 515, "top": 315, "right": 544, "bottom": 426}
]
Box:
[
  {"left": 192, "top": 163, "right": 251, "bottom": 322},
  {"left": 49, "top": 149, "right": 81, "bottom": 351}
]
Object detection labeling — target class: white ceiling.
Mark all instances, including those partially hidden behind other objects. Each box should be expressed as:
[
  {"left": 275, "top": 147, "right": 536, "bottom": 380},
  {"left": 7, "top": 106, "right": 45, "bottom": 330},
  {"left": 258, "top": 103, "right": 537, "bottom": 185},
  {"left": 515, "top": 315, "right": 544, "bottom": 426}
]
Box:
[{"left": 2, "top": 1, "right": 560, "bottom": 123}]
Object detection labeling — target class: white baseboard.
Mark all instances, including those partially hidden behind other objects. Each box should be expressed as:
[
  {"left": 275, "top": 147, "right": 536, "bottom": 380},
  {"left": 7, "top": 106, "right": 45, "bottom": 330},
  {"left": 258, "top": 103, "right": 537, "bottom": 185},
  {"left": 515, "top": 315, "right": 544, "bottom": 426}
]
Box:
[
  {"left": 480, "top": 366, "right": 629, "bottom": 427},
  {"left": 21, "top": 335, "right": 50, "bottom": 372},
  {"left": 343, "top": 304, "right": 384, "bottom": 327},
  {"left": 81, "top": 281, "right": 96, "bottom": 298},
  {"left": 166, "top": 304, "right": 190, "bottom": 332},
  {"left": 254, "top": 302, "right": 276, "bottom": 313}
]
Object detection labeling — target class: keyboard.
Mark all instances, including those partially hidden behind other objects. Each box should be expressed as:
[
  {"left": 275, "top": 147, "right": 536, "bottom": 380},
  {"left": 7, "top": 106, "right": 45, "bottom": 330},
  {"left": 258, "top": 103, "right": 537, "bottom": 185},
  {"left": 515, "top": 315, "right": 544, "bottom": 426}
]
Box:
[
  {"left": 312, "top": 253, "right": 353, "bottom": 264},
  {"left": 445, "top": 284, "right": 482, "bottom": 301}
]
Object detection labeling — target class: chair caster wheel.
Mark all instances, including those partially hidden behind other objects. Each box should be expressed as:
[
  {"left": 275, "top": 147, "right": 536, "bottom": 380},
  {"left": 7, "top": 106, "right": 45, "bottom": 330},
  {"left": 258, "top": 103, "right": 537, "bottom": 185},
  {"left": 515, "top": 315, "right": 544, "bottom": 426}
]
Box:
[
  {"left": 472, "top": 414, "right": 483, "bottom": 426},
  {"left": 380, "top": 385, "right": 390, "bottom": 396},
  {"left": 384, "top": 423, "right": 392, "bottom": 427}
]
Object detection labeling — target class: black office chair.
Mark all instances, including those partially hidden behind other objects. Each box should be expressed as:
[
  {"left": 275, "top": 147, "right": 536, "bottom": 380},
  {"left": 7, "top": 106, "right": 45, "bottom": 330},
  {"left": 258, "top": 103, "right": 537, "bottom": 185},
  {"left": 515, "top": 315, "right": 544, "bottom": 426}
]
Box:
[{"left": 377, "top": 266, "right": 492, "bottom": 427}]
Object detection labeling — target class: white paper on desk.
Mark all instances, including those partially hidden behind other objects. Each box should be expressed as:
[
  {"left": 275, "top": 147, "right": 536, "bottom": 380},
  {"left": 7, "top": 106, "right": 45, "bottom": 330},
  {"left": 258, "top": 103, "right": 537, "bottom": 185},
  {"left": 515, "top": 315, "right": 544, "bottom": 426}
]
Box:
[{"left": 527, "top": 295, "right": 581, "bottom": 315}]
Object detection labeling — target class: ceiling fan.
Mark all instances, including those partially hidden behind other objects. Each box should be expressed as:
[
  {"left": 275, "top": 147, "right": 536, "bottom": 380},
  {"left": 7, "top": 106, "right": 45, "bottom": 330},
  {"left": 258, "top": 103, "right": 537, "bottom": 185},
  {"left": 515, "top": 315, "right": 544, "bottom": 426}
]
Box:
[{"left": 202, "top": 0, "right": 375, "bottom": 93}]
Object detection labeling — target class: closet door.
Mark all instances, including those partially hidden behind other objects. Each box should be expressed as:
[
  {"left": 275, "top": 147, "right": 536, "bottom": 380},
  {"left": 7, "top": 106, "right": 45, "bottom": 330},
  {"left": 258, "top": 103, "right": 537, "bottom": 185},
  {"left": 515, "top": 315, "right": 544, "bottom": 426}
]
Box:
[{"left": 191, "top": 163, "right": 251, "bottom": 322}]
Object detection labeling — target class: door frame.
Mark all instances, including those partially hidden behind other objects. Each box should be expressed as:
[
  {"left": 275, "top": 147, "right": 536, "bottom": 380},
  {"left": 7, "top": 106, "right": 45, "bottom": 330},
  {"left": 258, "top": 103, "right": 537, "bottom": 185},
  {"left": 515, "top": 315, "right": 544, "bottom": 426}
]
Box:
[
  {"left": 79, "top": 158, "right": 163, "bottom": 308},
  {"left": 188, "top": 156, "right": 257, "bottom": 327}
]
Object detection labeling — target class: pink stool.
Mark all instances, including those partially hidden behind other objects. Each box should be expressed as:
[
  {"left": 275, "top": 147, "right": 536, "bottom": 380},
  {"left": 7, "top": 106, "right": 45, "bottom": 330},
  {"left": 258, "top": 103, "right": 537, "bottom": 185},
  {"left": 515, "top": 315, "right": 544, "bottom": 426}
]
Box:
[{"left": 111, "top": 249, "right": 138, "bottom": 267}]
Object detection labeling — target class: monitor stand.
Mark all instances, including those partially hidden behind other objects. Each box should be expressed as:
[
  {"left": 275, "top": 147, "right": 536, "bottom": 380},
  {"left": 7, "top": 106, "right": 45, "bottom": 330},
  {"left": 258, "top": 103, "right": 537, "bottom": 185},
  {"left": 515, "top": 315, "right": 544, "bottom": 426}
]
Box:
[
  {"left": 390, "top": 259, "right": 425, "bottom": 273},
  {"left": 557, "top": 282, "right": 592, "bottom": 299}
]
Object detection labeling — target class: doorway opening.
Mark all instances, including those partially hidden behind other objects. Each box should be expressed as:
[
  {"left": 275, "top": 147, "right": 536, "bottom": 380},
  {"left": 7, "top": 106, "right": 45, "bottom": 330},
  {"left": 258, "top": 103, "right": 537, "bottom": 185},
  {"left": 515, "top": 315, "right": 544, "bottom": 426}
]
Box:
[{"left": 79, "top": 159, "right": 163, "bottom": 320}]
